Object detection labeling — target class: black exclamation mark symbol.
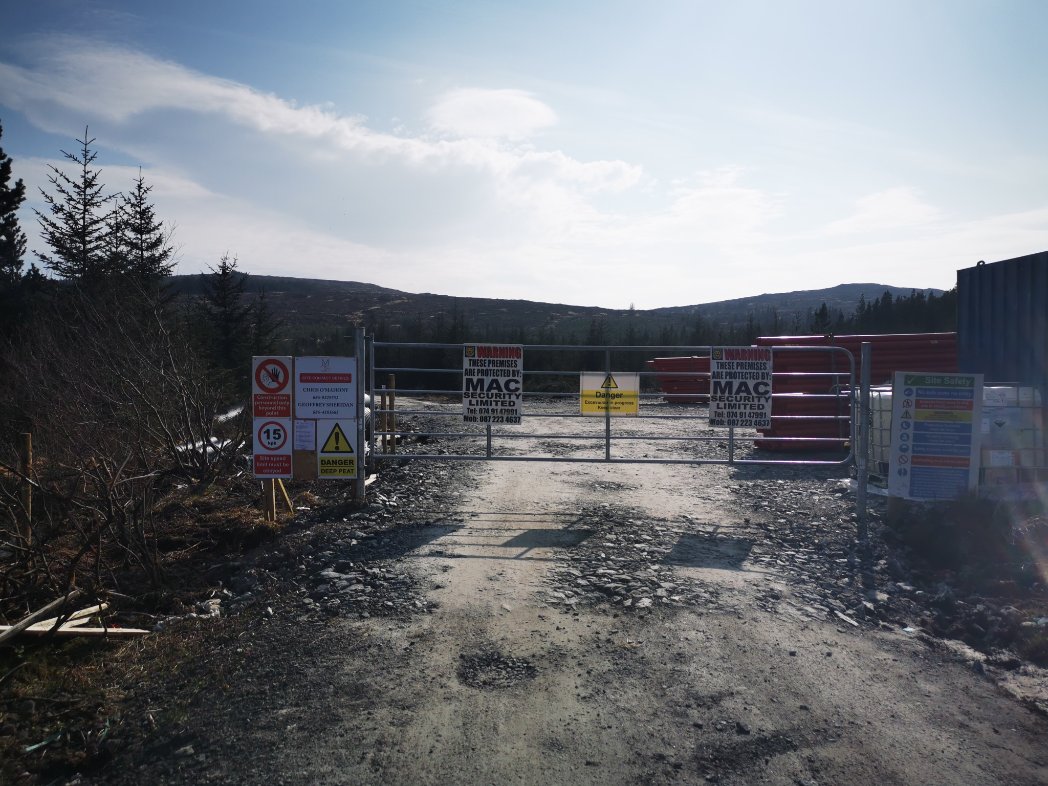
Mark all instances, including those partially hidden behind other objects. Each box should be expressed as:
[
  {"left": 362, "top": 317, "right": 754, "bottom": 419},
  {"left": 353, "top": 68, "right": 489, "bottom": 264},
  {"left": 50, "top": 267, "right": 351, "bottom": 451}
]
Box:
[{"left": 335, "top": 429, "right": 341, "bottom": 451}]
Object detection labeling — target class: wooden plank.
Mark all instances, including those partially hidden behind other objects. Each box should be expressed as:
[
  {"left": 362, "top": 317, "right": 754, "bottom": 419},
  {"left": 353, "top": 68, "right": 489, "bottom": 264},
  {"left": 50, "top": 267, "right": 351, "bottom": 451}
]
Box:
[
  {"left": 0, "top": 589, "right": 83, "bottom": 646},
  {"left": 33, "top": 603, "right": 109, "bottom": 630}
]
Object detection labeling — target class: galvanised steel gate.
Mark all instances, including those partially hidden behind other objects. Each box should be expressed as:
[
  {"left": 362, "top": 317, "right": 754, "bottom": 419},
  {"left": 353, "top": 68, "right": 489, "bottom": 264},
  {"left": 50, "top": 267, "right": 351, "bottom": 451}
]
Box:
[{"left": 366, "top": 340, "right": 860, "bottom": 468}]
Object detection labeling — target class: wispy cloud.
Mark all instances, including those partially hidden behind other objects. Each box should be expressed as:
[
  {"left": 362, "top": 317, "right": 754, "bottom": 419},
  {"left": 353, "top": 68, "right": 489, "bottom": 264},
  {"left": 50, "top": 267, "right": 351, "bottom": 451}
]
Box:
[
  {"left": 0, "top": 38, "right": 639, "bottom": 194},
  {"left": 427, "top": 88, "right": 557, "bottom": 139},
  {"left": 823, "top": 187, "right": 941, "bottom": 236}
]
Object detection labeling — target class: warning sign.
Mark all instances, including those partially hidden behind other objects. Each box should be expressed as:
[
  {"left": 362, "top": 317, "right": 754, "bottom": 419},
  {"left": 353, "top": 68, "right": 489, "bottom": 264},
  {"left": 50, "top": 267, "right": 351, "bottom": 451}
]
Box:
[
  {"left": 321, "top": 422, "right": 353, "bottom": 453},
  {"left": 581, "top": 372, "right": 640, "bottom": 416},
  {"left": 463, "top": 344, "right": 523, "bottom": 425},
  {"left": 252, "top": 356, "right": 292, "bottom": 418},
  {"left": 709, "top": 347, "right": 773, "bottom": 428},
  {"left": 295, "top": 357, "right": 357, "bottom": 419},
  {"left": 317, "top": 419, "right": 358, "bottom": 478},
  {"left": 253, "top": 418, "right": 292, "bottom": 478}
]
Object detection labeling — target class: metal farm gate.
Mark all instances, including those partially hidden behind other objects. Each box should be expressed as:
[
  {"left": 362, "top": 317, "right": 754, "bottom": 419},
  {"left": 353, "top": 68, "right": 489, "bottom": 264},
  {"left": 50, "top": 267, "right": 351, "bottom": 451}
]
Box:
[{"left": 364, "top": 340, "right": 862, "bottom": 470}]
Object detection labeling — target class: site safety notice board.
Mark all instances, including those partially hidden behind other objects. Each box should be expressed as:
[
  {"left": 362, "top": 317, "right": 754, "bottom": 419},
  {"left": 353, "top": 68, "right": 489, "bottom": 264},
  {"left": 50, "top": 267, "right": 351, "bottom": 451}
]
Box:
[
  {"left": 252, "top": 356, "right": 359, "bottom": 480},
  {"left": 888, "top": 372, "right": 982, "bottom": 501}
]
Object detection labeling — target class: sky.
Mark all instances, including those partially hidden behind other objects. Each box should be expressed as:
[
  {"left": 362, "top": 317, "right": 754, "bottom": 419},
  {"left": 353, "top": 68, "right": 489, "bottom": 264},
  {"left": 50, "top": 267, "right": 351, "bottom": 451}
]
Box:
[{"left": 1, "top": 0, "right": 1047, "bottom": 309}]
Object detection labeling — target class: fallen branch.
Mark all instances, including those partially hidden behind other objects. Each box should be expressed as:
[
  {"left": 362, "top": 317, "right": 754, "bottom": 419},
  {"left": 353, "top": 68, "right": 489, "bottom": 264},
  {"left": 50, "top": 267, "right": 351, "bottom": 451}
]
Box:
[
  {"left": 0, "top": 589, "right": 83, "bottom": 646},
  {"left": 0, "top": 625, "right": 149, "bottom": 638}
]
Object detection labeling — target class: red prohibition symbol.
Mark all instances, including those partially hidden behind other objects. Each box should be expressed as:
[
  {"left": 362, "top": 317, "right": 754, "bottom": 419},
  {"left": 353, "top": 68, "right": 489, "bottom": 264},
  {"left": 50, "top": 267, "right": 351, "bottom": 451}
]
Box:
[
  {"left": 255, "top": 359, "right": 290, "bottom": 393},
  {"left": 257, "top": 420, "right": 288, "bottom": 451}
]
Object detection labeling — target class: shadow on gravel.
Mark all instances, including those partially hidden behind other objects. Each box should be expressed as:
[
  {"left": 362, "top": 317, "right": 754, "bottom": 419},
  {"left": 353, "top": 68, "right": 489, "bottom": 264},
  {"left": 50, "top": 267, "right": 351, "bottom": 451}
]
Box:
[
  {"left": 503, "top": 528, "right": 594, "bottom": 550},
  {"left": 663, "top": 533, "right": 754, "bottom": 570},
  {"left": 357, "top": 524, "right": 462, "bottom": 560}
]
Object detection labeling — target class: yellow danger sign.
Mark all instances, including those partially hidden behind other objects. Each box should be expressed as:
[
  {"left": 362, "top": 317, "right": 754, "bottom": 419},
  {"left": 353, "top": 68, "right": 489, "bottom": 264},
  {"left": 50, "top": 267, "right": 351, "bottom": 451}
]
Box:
[
  {"left": 318, "top": 419, "right": 358, "bottom": 478},
  {"left": 580, "top": 372, "right": 639, "bottom": 416},
  {"left": 321, "top": 422, "right": 354, "bottom": 453}
]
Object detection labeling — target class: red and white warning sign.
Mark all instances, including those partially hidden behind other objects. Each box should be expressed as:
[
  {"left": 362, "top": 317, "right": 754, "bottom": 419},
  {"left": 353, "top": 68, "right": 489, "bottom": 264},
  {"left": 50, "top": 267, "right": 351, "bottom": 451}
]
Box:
[
  {"left": 253, "top": 418, "right": 292, "bottom": 478},
  {"left": 252, "top": 356, "right": 292, "bottom": 418}
]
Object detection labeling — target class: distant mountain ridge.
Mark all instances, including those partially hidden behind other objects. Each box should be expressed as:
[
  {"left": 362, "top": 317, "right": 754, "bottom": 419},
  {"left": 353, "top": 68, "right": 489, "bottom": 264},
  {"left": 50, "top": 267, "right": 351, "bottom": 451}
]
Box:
[
  {"left": 649, "top": 283, "right": 944, "bottom": 325},
  {"left": 169, "top": 274, "right": 946, "bottom": 339}
]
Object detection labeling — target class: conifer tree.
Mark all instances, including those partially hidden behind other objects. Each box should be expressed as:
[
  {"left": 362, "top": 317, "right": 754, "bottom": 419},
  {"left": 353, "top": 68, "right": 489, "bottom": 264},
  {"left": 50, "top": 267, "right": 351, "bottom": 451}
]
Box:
[
  {"left": 200, "top": 254, "right": 253, "bottom": 377},
  {"left": 35, "top": 128, "right": 113, "bottom": 283},
  {"left": 118, "top": 170, "right": 175, "bottom": 283},
  {"left": 0, "top": 121, "right": 27, "bottom": 287}
]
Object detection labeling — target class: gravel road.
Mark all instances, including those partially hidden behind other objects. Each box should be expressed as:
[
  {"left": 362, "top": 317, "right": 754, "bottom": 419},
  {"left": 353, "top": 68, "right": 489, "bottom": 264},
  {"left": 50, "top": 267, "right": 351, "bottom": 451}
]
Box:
[{"left": 88, "top": 399, "right": 1047, "bottom": 785}]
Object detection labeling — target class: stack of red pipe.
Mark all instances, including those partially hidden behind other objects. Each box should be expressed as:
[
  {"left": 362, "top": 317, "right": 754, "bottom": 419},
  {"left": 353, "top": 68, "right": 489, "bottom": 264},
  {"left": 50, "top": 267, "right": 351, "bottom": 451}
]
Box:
[
  {"left": 647, "top": 333, "right": 958, "bottom": 451},
  {"left": 754, "top": 333, "right": 958, "bottom": 451}
]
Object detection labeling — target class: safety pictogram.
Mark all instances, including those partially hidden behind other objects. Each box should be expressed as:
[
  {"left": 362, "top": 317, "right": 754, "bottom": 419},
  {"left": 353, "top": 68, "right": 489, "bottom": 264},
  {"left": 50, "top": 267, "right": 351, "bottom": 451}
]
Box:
[
  {"left": 600, "top": 375, "right": 618, "bottom": 389},
  {"left": 320, "top": 422, "right": 354, "bottom": 453},
  {"left": 254, "top": 358, "right": 290, "bottom": 393}
]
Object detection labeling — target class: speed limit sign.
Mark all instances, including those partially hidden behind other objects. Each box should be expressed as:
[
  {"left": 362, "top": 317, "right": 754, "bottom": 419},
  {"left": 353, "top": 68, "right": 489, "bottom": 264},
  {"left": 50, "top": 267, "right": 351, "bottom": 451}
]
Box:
[
  {"left": 257, "top": 420, "right": 288, "bottom": 450},
  {"left": 253, "top": 417, "right": 292, "bottom": 478}
]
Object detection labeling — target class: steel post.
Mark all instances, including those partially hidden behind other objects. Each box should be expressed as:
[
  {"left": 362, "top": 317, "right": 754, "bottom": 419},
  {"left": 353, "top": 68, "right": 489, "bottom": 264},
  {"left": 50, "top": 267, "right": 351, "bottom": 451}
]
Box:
[
  {"left": 856, "top": 341, "right": 872, "bottom": 540},
  {"left": 355, "top": 327, "right": 366, "bottom": 502}
]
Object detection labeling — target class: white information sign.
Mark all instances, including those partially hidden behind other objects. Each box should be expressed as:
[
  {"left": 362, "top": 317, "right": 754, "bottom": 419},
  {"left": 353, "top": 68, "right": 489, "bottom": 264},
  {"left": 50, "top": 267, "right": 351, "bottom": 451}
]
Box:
[
  {"left": 709, "top": 347, "right": 773, "bottom": 429},
  {"left": 295, "top": 356, "right": 357, "bottom": 419},
  {"left": 463, "top": 344, "right": 523, "bottom": 425},
  {"left": 293, "top": 419, "right": 316, "bottom": 451}
]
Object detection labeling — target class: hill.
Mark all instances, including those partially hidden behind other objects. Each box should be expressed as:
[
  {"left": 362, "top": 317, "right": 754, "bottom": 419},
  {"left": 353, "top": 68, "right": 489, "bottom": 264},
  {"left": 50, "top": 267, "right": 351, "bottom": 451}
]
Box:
[{"left": 170, "top": 274, "right": 944, "bottom": 344}]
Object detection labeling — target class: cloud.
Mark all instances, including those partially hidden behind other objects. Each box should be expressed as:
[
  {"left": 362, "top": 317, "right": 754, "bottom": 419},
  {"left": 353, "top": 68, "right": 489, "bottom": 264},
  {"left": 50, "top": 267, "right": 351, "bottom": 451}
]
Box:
[
  {"left": 427, "top": 88, "right": 557, "bottom": 139},
  {"left": 0, "top": 38, "right": 636, "bottom": 195},
  {"left": 822, "top": 187, "right": 942, "bottom": 236}
]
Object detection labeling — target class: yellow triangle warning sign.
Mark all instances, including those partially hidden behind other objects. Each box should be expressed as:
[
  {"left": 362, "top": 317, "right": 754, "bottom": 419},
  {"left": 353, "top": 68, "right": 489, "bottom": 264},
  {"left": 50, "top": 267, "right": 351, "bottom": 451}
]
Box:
[
  {"left": 600, "top": 375, "right": 618, "bottom": 389},
  {"left": 321, "top": 423, "right": 354, "bottom": 453}
]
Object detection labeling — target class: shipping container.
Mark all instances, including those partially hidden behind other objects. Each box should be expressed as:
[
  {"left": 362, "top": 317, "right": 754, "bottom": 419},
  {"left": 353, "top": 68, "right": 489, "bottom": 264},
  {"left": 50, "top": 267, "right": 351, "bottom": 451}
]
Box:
[{"left": 957, "top": 252, "right": 1048, "bottom": 409}]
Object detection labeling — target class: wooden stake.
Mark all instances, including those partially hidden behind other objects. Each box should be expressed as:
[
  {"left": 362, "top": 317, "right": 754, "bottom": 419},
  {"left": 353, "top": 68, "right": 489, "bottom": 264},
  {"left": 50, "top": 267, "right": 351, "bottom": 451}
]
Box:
[
  {"left": 19, "top": 432, "right": 32, "bottom": 543},
  {"left": 388, "top": 374, "right": 397, "bottom": 455},
  {"left": 380, "top": 386, "right": 388, "bottom": 453},
  {"left": 276, "top": 478, "right": 293, "bottom": 512}
]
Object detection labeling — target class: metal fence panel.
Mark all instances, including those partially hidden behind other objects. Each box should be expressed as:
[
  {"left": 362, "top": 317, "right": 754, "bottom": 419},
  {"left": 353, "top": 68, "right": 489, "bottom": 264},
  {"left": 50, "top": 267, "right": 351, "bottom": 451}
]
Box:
[{"left": 366, "top": 340, "right": 855, "bottom": 468}]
